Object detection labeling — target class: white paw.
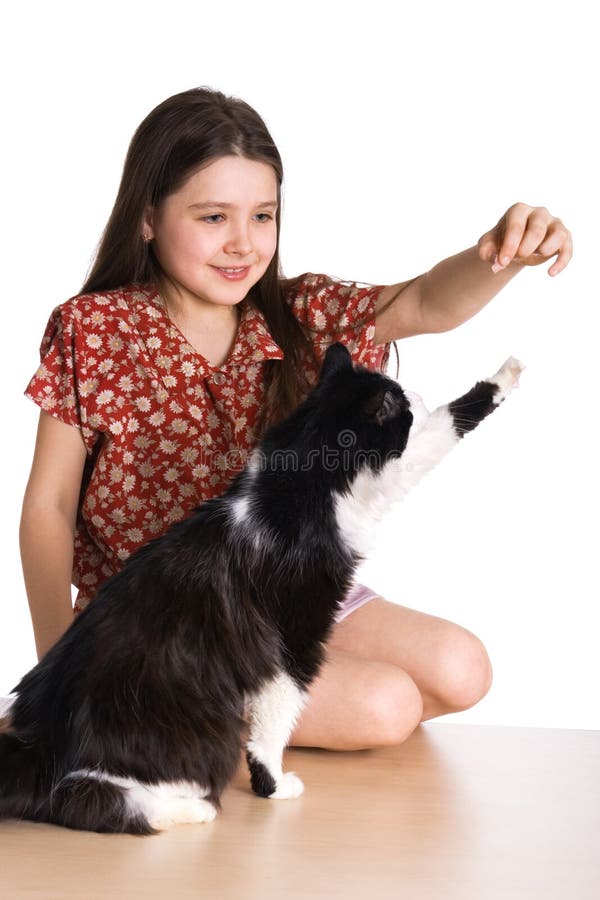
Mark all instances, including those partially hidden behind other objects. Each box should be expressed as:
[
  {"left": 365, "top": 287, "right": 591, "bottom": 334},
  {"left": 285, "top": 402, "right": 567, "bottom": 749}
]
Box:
[
  {"left": 148, "top": 813, "right": 175, "bottom": 831},
  {"left": 179, "top": 797, "right": 218, "bottom": 824},
  {"left": 490, "top": 356, "right": 525, "bottom": 400},
  {"left": 149, "top": 797, "right": 217, "bottom": 829},
  {"left": 269, "top": 772, "right": 305, "bottom": 800}
]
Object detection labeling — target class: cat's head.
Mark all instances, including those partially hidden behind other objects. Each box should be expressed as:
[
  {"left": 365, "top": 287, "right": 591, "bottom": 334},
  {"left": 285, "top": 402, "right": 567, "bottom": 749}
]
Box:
[{"left": 258, "top": 342, "right": 413, "bottom": 490}]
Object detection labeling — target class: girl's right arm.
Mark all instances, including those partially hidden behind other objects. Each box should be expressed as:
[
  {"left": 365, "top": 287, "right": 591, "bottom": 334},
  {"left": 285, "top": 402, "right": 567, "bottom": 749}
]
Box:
[{"left": 20, "top": 411, "right": 88, "bottom": 660}]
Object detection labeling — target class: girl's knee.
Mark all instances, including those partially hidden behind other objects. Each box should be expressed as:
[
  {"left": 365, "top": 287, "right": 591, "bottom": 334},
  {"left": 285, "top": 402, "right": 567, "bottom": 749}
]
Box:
[
  {"left": 364, "top": 666, "right": 424, "bottom": 748},
  {"left": 434, "top": 628, "right": 493, "bottom": 712}
]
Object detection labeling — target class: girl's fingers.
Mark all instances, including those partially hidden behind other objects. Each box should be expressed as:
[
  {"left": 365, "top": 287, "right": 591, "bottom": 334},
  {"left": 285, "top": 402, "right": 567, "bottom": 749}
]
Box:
[
  {"left": 534, "top": 229, "right": 567, "bottom": 260},
  {"left": 480, "top": 204, "right": 572, "bottom": 275},
  {"left": 514, "top": 210, "right": 552, "bottom": 260},
  {"left": 477, "top": 230, "right": 499, "bottom": 262},
  {"left": 547, "top": 234, "right": 573, "bottom": 276},
  {"left": 516, "top": 221, "right": 572, "bottom": 273},
  {"left": 497, "top": 208, "right": 531, "bottom": 265}
]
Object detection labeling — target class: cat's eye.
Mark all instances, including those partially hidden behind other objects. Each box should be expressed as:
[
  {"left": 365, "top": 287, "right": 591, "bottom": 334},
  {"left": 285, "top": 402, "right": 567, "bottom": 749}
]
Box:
[{"left": 364, "top": 389, "right": 406, "bottom": 425}]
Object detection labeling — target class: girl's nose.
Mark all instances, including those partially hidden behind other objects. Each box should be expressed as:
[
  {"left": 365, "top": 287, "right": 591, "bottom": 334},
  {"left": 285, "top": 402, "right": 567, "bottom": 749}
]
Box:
[{"left": 223, "top": 221, "right": 253, "bottom": 256}]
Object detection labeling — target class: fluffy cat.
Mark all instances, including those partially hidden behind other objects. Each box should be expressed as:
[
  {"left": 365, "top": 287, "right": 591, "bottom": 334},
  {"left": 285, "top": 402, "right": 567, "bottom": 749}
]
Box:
[{"left": 0, "top": 343, "right": 522, "bottom": 834}]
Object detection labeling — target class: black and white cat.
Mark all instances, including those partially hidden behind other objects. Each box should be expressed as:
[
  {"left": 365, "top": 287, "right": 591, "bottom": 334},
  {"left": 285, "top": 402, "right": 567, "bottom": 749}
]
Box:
[{"left": 0, "top": 343, "right": 522, "bottom": 834}]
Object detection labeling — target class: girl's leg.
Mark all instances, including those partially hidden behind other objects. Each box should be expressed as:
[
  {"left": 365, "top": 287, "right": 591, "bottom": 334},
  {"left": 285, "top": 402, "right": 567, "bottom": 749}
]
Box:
[
  {"left": 288, "top": 647, "right": 423, "bottom": 751},
  {"left": 327, "top": 598, "right": 493, "bottom": 721},
  {"left": 289, "top": 598, "right": 493, "bottom": 750}
]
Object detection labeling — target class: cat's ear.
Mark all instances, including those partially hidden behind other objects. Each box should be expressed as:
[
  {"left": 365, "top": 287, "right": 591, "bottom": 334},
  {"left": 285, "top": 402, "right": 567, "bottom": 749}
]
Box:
[{"left": 319, "top": 342, "right": 353, "bottom": 383}]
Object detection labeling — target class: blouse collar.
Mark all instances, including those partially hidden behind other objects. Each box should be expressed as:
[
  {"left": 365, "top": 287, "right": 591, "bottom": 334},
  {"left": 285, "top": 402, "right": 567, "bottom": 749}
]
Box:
[{"left": 125, "top": 283, "right": 284, "bottom": 377}]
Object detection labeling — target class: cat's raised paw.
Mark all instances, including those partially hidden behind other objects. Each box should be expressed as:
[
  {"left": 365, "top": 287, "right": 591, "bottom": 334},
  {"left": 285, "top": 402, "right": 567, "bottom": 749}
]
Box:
[
  {"left": 490, "top": 356, "right": 525, "bottom": 401},
  {"left": 269, "top": 772, "right": 305, "bottom": 800}
]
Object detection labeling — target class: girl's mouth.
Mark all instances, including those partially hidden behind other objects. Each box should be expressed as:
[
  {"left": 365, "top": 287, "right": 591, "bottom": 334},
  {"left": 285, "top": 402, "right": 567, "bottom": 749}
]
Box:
[{"left": 212, "top": 266, "right": 251, "bottom": 281}]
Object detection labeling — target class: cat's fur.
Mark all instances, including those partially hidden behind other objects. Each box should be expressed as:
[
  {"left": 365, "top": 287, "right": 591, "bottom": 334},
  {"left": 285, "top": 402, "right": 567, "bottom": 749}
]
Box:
[{"left": 0, "top": 343, "right": 522, "bottom": 834}]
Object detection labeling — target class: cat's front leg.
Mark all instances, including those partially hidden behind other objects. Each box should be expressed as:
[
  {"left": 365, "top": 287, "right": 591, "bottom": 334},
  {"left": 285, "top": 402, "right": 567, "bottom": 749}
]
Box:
[
  {"left": 245, "top": 671, "right": 308, "bottom": 800},
  {"left": 391, "top": 356, "right": 524, "bottom": 497},
  {"left": 447, "top": 356, "right": 524, "bottom": 437}
]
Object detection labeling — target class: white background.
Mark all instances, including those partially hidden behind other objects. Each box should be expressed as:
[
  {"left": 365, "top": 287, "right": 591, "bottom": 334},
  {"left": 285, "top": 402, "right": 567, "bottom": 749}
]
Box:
[{"left": 2, "top": 0, "right": 597, "bottom": 729}]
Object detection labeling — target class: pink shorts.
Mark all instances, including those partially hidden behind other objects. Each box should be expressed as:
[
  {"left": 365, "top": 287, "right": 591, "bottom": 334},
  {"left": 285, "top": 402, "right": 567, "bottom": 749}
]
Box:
[{"left": 335, "top": 582, "right": 380, "bottom": 624}]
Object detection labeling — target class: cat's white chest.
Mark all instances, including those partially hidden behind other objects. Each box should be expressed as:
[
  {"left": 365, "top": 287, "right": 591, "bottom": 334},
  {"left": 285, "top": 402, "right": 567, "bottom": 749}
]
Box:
[{"left": 332, "top": 391, "right": 457, "bottom": 558}]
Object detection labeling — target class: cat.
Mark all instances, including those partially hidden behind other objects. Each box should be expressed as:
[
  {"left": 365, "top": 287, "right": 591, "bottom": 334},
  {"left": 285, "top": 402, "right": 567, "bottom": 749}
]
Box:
[{"left": 0, "top": 342, "right": 522, "bottom": 834}]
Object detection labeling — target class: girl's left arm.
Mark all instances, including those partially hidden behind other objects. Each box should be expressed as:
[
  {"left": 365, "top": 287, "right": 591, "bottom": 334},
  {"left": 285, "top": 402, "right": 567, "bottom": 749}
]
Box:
[{"left": 374, "top": 203, "right": 573, "bottom": 343}]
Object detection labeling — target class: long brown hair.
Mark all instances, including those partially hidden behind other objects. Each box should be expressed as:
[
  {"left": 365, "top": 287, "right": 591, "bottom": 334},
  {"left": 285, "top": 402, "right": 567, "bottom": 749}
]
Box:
[{"left": 81, "top": 86, "right": 318, "bottom": 436}]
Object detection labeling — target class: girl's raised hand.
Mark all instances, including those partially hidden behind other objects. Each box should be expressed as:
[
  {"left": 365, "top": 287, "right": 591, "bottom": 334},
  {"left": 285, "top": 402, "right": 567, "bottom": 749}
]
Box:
[{"left": 478, "top": 203, "right": 573, "bottom": 277}]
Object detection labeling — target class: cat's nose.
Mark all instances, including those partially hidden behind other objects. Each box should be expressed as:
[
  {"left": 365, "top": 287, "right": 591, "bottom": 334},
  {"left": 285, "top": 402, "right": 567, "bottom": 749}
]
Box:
[
  {"left": 404, "top": 391, "right": 429, "bottom": 427},
  {"left": 404, "top": 390, "right": 421, "bottom": 409}
]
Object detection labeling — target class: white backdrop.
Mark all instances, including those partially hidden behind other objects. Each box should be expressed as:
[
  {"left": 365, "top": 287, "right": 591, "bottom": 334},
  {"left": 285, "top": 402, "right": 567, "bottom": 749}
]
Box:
[{"left": 2, "top": 0, "right": 597, "bottom": 729}]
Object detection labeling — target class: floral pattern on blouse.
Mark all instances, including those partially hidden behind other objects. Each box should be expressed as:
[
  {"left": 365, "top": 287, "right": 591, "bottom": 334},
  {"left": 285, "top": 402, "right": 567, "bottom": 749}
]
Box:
[{"left": 25, "top": 274, "right": 389, "bottom": 610}]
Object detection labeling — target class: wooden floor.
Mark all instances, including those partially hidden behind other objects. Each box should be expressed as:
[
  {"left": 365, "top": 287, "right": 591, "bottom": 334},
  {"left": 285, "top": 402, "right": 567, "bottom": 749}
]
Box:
[{"left": 1, "top": 723, "right": 598, "bottom": 899}]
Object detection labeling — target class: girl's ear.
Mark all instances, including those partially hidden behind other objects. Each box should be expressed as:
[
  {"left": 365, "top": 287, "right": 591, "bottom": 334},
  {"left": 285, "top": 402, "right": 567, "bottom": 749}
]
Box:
[{"left": 141, "top": 205, "right": 155, "bottom": 241}]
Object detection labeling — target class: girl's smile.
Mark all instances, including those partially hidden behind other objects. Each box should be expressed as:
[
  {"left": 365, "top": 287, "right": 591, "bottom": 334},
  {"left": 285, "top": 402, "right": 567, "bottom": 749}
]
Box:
[{"left": 211, "top": 265, "right": 252, "bottom": 281}]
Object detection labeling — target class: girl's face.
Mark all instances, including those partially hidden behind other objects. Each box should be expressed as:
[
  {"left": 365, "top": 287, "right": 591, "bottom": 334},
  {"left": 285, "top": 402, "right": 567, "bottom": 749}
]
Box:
[{"left": 144, "top": 155, "right": 279, "bottom": 309}]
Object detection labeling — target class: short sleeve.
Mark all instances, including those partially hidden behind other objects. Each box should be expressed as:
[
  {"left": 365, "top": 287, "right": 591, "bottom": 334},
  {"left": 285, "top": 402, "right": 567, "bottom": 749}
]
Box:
[
  {"left": 285, "top": 272, "right": 391, "bottom": 373},
  {"left": 24, "top": 303, "right": 100, "bottom": 453}
]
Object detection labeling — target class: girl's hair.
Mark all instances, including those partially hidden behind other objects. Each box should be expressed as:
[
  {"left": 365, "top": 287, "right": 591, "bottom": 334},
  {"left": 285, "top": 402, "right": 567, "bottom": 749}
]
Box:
[{"left": 81, "top": 86, "right": 318, "bottom": 437}]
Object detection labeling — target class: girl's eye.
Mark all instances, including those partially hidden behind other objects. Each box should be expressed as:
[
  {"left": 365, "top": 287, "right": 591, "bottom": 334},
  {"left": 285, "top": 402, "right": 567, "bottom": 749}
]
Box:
[{"left": 200, "top": 213, "right": 274, "bottom": 224}]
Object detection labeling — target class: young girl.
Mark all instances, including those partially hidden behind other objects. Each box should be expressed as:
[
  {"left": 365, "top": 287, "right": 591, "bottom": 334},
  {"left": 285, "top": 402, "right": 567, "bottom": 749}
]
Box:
[{"left": 19, "top": 87, "right": 572, "bottom": 752}]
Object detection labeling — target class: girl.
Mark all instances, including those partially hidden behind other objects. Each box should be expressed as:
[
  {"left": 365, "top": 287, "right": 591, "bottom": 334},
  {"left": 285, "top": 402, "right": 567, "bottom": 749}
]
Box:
[{"left": 19, "top": 87, "right": 572, "bottom": 752}]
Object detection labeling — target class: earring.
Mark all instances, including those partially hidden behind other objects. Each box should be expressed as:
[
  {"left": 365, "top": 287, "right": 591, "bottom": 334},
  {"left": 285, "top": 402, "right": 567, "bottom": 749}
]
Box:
[{"left": 142, "top": 233, "right": 152, "bottom": 243}]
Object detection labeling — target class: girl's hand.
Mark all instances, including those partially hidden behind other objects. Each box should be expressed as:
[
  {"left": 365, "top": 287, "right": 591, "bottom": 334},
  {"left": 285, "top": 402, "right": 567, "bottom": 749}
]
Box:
[{"left": 477, "top": 203, "right": 573, "bottom": 277}]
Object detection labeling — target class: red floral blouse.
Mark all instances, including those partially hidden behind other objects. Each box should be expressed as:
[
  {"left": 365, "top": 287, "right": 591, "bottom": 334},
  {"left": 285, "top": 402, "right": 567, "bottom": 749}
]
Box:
[{"left": 25, "top": 274, "right": 389, "bottom": 611}]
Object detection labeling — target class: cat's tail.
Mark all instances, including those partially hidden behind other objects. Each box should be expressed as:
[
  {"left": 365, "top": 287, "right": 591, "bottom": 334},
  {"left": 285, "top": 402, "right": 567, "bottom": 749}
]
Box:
[{"left": 0, "top": 733, "right": 156, "bottom": 834}]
